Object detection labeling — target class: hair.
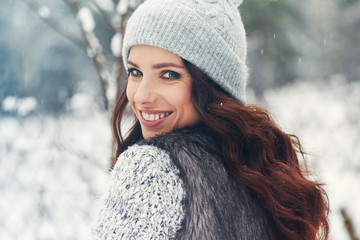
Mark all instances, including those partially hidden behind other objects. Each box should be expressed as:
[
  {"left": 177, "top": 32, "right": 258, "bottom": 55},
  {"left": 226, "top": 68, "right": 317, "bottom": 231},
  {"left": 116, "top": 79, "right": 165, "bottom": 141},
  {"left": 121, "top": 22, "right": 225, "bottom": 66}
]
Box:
[{"left": 112, "top": 59, "right": 329, "bottom": 240}]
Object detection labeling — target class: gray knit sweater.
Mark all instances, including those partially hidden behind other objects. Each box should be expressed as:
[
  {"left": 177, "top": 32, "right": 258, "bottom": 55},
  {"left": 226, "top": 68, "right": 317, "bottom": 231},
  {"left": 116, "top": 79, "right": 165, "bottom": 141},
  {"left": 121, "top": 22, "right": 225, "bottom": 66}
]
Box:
[{"left": 93, "top": 126, "right": 269, "bottom": 239}]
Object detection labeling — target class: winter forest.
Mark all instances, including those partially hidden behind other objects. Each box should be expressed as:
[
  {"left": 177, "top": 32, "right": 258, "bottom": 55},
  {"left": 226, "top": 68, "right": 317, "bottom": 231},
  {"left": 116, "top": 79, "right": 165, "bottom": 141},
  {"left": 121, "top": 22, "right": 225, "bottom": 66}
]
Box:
[{"left": 0, "top": 0, "right": 359, "bottom": 239}]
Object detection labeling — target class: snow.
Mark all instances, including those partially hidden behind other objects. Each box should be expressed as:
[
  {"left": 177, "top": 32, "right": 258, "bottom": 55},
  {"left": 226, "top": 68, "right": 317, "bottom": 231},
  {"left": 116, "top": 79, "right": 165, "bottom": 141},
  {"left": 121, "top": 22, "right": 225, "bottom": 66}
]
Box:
[
  {"left": 111, "top": 32, "right": 122, "bottom": 57},
  {"left": 0, "top": 105, "right": 111, "bottom": 239},
  {"left": 38, "top": 5, "right": 51, "bottom": 19},
  {"left": 17, "top": 97, "right": 38, "bottom": 116},
  {"left": 77, "top": 7, "right": 95, "bottom": 33},
  {"left": 260, "top": 77, "right": 360, "bottom": 240},
  {"left": 2, "top": 96, "right": 38, "bottom": 116},
  {"left": 128, "top": 0, "right": 140, "bottom": 9},
  {"left": 116, "top": 0, "right": 129, "bottom": 15},
  {"left": 0, "top": 80, "right": 359, "bottom": 239},
  {"left": 68, "top": 93, "right": 98, "bottom": 116},
  {"left": 93, "top": 0, "right": 115, "bottom": 12},
  {"left": 1, "top": 96, "right": 17, "bottom": 112}
]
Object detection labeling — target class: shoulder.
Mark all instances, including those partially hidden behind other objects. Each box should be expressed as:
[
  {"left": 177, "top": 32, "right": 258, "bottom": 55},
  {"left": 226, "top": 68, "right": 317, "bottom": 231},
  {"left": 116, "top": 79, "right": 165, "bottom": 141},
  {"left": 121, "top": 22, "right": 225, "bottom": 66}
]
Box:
[
  {"left": 113, "top": 144, "right": 177, "bottom": 175},
  {"left": 111, "top": 144, "right": 185, "bottom": 206},
  {"left": 93, "top": 144, "right": 185, "bottom": 239},
  {"left": 111, "top": 144, "right": 184, "bottom": 195}
]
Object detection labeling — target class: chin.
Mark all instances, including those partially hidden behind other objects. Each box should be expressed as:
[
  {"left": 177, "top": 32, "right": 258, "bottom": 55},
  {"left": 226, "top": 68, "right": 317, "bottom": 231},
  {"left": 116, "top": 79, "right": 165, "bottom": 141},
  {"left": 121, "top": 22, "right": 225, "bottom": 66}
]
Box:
[{"left": 142, "top": 129, "right": 172, "bottom": 139}]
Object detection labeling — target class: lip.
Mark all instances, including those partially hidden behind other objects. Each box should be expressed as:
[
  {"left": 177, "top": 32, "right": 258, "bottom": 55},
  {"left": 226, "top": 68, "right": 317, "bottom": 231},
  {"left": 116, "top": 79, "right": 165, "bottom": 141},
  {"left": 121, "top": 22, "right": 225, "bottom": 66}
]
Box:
[{"left": 138, "top": 110, "right": 172, "bottom": 127}]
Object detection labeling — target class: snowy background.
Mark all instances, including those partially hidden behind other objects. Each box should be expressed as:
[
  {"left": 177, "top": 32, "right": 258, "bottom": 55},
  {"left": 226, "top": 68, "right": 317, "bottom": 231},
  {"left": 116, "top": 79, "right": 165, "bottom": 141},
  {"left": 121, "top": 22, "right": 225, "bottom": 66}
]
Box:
[{"left": 1, "top": 0, "right": 360, "bottom": 239}]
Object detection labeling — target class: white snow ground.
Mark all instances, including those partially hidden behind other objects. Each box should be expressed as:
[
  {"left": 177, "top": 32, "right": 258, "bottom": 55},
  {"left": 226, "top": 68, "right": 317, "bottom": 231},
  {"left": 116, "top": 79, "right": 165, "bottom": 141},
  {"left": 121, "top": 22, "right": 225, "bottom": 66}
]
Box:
[
  {"left": 260, "top": 77, "right": 360, "bottom": 240},
  {"left": 0, "top": 109, "right": 111, "bottom": 239},
  {"left": 0, "top": 79, "right": 359, "bottom": 239}
]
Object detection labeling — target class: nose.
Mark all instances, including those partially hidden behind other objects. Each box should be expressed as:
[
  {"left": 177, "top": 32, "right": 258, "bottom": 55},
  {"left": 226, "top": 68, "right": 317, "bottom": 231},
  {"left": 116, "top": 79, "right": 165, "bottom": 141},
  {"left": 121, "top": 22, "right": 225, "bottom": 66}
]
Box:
[{"left": 133, "top": 76, "right": 157, "bottom": 105}]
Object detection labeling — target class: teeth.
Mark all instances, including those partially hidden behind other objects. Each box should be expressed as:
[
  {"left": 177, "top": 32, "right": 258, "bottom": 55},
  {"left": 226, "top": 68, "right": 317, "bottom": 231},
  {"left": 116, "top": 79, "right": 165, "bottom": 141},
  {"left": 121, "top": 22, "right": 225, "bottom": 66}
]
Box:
[{"left": 141, "top": 111, "right": 170, "bottom": 121}]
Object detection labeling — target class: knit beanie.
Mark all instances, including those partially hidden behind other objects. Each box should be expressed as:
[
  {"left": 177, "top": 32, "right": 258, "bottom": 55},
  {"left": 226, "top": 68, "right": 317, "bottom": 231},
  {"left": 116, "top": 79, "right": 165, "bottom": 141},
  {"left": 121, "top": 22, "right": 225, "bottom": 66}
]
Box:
[{"left": 122, "top": 0, "right": 248, "bottom": 103}]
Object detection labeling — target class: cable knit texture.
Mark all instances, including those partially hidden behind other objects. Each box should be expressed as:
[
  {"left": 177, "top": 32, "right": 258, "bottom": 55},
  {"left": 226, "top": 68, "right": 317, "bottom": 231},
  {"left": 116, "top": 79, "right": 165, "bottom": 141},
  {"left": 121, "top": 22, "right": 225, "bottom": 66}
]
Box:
[
  {"left": 93, "top": 145, "right": 185, "bottom": 239},
  {"left": 122, "top": 0, "right": 248, "bottom": 103}
]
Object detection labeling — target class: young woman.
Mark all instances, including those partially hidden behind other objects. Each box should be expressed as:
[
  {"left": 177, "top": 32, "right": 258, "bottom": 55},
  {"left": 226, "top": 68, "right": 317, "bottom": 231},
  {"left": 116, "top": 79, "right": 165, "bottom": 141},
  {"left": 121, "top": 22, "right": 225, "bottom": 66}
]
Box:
[{"left": 93, "top": 0, "right": 329, "bottom": 239}]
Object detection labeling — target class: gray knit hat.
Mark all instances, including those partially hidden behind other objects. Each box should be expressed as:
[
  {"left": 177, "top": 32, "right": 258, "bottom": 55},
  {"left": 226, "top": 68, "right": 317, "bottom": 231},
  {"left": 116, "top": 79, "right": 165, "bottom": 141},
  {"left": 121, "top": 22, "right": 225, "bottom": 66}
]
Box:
[{"left": 122, "top": 0, "right": 248, "bottom": 103}]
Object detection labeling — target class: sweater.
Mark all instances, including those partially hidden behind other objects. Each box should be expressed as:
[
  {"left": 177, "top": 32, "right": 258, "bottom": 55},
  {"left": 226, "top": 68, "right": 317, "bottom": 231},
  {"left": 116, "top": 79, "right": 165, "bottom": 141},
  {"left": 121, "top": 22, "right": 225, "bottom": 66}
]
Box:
[{"left": 93, "top": 126, "right": 269, "bottom": 239}]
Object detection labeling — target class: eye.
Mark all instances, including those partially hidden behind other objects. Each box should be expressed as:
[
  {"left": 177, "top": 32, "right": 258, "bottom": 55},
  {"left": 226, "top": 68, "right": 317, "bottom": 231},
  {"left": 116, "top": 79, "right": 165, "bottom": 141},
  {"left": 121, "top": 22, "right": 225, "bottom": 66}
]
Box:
[
  {"left": 162, "top": 71, "right": 180, "bottom": 80},
  {"left": 127, "top": 68, "right": 142, "bottom": 77}
]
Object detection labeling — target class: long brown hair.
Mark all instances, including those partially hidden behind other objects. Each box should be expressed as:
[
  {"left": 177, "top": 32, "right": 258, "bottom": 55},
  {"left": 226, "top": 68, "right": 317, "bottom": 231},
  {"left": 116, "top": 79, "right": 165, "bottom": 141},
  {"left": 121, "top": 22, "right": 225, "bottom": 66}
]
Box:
[{"left": 112, "top": 59, "right": 329, "bottom": 240}]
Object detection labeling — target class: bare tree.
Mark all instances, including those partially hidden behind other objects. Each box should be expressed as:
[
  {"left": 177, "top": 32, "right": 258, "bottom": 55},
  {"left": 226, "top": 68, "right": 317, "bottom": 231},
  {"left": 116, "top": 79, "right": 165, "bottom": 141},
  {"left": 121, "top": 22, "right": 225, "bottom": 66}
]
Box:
[
  {"left": 20, "top": 0, "right": 142, "bottom": 111},
  {"left": 19, "top": 0, "right": 142, "bottom": 166}
]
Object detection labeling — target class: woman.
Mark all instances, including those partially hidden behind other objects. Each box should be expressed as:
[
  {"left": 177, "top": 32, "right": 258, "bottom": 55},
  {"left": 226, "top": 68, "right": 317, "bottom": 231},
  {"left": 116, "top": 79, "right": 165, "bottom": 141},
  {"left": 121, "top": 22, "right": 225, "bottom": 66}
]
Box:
[{"left": 93, "top": 0, "right": 329, "bottom": 239}]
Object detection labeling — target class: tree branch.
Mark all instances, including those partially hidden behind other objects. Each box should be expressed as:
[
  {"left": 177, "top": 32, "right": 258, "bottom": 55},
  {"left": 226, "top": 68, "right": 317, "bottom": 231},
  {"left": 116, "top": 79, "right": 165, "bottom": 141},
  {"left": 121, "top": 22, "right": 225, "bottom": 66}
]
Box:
[
  {"left": 90, "top": 0, "right": 120, "bottom": 31},
  {"left": 63, "top": 0, "right": 111, "bottom": 110},
  {"left": 18, "top": 0, "right": 86, "bottom": 52},
  {"left": 341, "top": 208, "right": 360, "bottom": 240}
]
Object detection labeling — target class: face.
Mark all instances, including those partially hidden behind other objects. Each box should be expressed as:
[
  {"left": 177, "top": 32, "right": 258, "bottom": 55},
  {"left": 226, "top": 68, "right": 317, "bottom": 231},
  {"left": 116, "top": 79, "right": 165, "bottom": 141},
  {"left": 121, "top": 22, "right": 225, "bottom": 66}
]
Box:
[{"left": 126, "top": 45, "right": 201, "bottom": 139}]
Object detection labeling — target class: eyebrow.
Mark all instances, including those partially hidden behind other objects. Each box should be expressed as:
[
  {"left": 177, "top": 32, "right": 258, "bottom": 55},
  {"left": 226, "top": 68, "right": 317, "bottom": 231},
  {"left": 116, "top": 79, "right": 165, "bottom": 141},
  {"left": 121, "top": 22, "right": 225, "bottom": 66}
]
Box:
[{"left": 127, "top": 60, "right": 185, "bottom": 69}]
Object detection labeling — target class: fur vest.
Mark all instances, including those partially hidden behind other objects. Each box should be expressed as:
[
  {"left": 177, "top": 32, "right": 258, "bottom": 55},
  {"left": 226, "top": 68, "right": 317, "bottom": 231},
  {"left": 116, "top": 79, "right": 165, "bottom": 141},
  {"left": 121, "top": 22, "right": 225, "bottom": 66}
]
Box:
[{"left": 140, "top": 125, "right": 270, "bottom": 240}]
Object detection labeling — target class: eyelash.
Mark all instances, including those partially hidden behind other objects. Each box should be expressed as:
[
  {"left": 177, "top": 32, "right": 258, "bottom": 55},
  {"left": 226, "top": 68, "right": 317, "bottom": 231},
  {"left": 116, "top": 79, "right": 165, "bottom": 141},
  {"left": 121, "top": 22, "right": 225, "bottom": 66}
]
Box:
[
  {"left": 127, "top": 68, "right": 142, "bottom": 77},
  {"left": 127, "top": 68, "right": 181, "bottom": 80},
  {"left": 162, "top": 71, "right": 181, "bottom": 80}
]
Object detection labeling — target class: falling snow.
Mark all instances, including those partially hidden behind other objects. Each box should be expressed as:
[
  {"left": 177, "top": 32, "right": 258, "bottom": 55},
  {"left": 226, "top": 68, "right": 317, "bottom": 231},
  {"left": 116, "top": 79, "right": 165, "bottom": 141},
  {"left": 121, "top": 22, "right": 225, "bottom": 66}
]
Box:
[
  {"left": 1, "top": 79, "right": 359, "bottom": 239},
  {"left": 261, "top": 77, "right": 360, "bottom": 240},
  {"left": 38, "top": 5, "right": 51, "bottom": 19}
]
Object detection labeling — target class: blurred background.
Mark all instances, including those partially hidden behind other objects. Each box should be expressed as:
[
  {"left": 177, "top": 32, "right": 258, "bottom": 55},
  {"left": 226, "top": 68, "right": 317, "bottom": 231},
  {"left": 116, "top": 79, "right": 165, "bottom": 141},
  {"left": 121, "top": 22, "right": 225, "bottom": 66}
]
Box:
[{"left": 0, "top": 0, "right": 359, "bottom": 239}]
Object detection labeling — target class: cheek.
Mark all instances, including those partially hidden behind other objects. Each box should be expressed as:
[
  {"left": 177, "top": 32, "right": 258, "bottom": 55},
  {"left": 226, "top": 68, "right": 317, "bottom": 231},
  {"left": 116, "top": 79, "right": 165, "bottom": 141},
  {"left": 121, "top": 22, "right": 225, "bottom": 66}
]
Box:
[
  {"left": 173, "top": 88, "right": 200, "bottom": 124},
  {"left": 126, "top": 82, "right": 137, "bottom": 102},
  {"left": 184, "top": 103, "right": 200, "bottom": 124},
  {"left": 125, "top": 84, "right": 132, "bottom": 101},
  {"left": 169, "top": 87, "right": 191, "bottom": 109},
  {"left": 126, "top": 84, "right": 136, "bottom": 111}
]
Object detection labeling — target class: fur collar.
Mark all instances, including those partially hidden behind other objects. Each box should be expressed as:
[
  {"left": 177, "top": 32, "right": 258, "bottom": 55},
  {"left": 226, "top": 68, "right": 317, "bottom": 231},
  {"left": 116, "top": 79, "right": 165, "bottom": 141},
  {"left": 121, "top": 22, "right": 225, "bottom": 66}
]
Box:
[{"left": 140, "top": 126, "right": 270, "bottom": 240}]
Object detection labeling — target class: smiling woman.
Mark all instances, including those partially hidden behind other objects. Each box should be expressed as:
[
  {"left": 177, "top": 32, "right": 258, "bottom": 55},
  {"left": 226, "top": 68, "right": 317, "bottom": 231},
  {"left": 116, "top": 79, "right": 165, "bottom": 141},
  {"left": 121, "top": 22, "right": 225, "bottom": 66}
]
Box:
[
  {"left": 93, "top": 0, "right": 329, "bottom": 239},
  {"left": 125, "top": 45, "right": 200, "bottom": 139}
]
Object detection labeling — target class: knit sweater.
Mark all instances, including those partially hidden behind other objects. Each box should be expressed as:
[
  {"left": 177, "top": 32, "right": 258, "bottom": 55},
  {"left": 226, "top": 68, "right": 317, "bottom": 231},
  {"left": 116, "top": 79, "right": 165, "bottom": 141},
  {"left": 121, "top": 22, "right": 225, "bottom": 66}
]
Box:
[{"left": 93, "top": 126, "right": 269, "bottom": 239}]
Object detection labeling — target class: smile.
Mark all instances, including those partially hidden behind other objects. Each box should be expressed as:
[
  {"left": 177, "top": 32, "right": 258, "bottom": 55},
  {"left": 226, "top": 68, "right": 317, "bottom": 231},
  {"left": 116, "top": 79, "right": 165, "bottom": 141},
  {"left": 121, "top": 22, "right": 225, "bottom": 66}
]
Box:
[
  {"left": 138, "top": 110, "right": 173, "bottom": 128},
  {"left": 141, "top": 111, "right": 171, "bottom": 121}
]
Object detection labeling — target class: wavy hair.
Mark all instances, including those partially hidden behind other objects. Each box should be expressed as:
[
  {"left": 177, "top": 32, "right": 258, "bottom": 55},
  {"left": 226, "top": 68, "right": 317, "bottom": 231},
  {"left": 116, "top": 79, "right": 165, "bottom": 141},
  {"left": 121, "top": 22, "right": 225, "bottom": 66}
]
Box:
[{"left": 112, "top": 59, "right": 329, "bottom": 240}]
